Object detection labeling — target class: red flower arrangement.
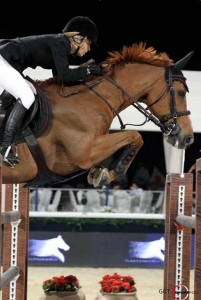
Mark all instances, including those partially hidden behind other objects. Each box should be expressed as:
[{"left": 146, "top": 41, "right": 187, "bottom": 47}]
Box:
[
  {"left": 42, "top": 275, "right": 80, "bottom": 292},
  {"left": 99, "top": 273, "right": 136, "bottom": 293}
]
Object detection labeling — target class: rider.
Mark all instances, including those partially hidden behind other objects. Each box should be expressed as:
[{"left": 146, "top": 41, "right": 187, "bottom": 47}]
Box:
[{"left": 0, "top": 16, "right": 103, "bottom": 167}]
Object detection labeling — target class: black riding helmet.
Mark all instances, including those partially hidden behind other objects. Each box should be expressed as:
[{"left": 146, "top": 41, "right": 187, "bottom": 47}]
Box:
[{"left": 62, "top": 16, "right": 98, "bottom": 43}]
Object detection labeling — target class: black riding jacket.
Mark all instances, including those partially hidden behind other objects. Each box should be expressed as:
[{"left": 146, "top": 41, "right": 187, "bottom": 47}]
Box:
[{"left": 0, "top": 33, "right": 88, "bottom": 84}]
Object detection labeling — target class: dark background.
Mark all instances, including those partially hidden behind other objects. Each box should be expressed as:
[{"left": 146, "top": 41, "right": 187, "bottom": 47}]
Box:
[
  {"left": 0, "top": 0, "right": 201, "bottom": 70},
  {"left": 0, "top": 0, "right": 200, "bottom": 185}
]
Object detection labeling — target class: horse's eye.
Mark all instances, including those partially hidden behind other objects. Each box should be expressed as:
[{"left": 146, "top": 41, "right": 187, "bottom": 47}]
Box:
[{"left": 178, "top": 91, "right": 186, "bottom": 98}]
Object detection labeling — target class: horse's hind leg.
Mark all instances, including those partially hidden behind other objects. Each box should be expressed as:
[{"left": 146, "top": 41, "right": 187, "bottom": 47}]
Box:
[{"left": 87, "top": 131, "right": 143, "bottom": 187}]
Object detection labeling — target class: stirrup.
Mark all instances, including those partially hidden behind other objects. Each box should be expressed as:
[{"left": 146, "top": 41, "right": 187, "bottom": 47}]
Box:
[
  {"left": 11, "top": 145, "right": 20, "bottom": 164},
  {"left": 3, "top": 156, "right": 15, "bottom": 168},
  {"left": 0, "top": 146, "right": 19, "bottom": 168}
]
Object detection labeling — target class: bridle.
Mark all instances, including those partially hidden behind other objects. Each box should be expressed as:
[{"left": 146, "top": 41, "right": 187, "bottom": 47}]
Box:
[
  {"left": 158, "top": 67, "right": 190, "bottom": 135},
  {"left": 85, "top": 66, "right": 190, "bottom": 136}
]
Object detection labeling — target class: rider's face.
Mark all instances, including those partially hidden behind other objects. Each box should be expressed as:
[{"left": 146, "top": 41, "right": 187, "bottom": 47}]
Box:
[{"left": 76, "top": 37, "right": 91, "bottom": 57}]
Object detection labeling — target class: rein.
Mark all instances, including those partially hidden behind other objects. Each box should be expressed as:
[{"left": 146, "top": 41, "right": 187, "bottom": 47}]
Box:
[
  {"left": 84, "top": 75, "right": 162, "bottom": 130},
  {"left": 83, "top": 72, "right": 175, "bottom": 134},
  {"left": 60, "top": 77, "right": 126, "bottom": 129},
  {"left": 103, "top": 73, "right": 166, "bottom": 131},
  {"left": 60, "top": 67, "right": 190, "bottom": 136},
  {"left": 84, "top": 80, "right": 125, "bottom": 129},
  {"left": 60, "top": 78, "right": 103, "bottom": 97},
  {"left": 86, "top": 68, "right": 190, "bottom": 135}
]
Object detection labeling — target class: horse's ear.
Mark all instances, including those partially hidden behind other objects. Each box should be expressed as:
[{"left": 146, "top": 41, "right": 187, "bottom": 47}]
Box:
[{"left": 174, "top": 51, "right": 194, "bottom": 70}]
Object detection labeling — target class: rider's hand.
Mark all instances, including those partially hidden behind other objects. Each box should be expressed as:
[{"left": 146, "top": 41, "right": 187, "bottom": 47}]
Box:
[{"left": 87, "top": 64, "right": 103, "bottom": 76}]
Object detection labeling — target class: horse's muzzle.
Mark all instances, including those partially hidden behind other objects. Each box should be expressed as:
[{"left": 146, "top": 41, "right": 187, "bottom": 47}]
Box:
[{"left": 166, "top": 131, "right": 194, "bottom": 149}]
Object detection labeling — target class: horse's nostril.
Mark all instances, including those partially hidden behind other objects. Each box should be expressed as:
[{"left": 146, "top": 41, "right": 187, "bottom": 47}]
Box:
[{"left": 185, "top": 136, "right": 194, "bottom": 146}]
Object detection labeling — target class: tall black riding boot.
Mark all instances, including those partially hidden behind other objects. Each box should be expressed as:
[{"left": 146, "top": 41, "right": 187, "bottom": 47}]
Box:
[
  {"left": 0, "top": 99, "right": 27, "bottom": 168},
  {"left": 0, "top": 90, "right": 15, "bottom": 110}
]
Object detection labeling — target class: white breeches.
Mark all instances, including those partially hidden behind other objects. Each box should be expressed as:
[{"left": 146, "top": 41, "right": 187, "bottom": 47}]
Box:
[{"left": 0, "top": 54, "right": 35, "bottom": 109}]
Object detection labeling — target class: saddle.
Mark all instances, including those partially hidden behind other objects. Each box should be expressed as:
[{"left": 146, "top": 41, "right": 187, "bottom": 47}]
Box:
[
  {"left": 0, "top": 76, "right": 103, "bottom": 187},
  {"left": 0, "top": 77, "right": 69, "bottom": 187},
  {"left": 0, "top": 77, "right": 52, "bottom": 140}
]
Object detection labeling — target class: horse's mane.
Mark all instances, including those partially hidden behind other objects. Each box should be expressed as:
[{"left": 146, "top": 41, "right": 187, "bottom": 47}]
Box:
[{"left": 104, "top": 42, "right": 174, "bottom": 72}]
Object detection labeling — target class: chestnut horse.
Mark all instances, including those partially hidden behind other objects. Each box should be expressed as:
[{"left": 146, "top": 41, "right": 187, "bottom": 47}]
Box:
[{"left": 0, "top": 43, "right": 194, "bottom": 187}]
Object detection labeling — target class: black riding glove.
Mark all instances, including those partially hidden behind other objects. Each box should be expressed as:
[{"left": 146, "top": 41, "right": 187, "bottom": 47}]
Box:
[{"left": 87, "top": 64, "right": 103, "bottom": 76}]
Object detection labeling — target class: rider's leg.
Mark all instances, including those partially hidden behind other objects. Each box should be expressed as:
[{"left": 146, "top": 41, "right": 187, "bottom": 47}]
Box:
[
  {"left": 0, "top": 55, "right": 35, "bottom": 167},
  {"left": 0, "top": 99, "right": 28, "bottom": 166},
  {"left": 0, "top": 90, "right": 15, "bottom": 109}
]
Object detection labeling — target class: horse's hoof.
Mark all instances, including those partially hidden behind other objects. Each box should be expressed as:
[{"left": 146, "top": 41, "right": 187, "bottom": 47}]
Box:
[
  {"left": 87, "top": 167, "right": 99, "bottom": 185},
  {"left": 93, "top": 168, "right": 111, "bottom": 187}
]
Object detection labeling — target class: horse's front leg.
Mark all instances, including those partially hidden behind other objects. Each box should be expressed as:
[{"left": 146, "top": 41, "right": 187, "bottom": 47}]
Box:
[{"left": 87, "top": 130, "right": 143, "bottom": 187}]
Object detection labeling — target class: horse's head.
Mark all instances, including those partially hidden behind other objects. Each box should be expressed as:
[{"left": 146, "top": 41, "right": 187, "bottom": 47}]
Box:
[
  {"left": 56, "top": 235, "right": 70, "bottom": 251},
  {"left": 105, "top": 44, "right": 194, "bottom": 149},
  {"left": 144, "top": 51, "right": 194, "bottom": 149}
]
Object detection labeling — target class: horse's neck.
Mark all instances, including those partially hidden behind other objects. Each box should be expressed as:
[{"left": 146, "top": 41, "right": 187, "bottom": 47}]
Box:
[
  {"left": 99, "top": 79, "right": 124, "bottom": 109},
  {"left": 110, "top": 64, "right": 163, "bottom": 111}
]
